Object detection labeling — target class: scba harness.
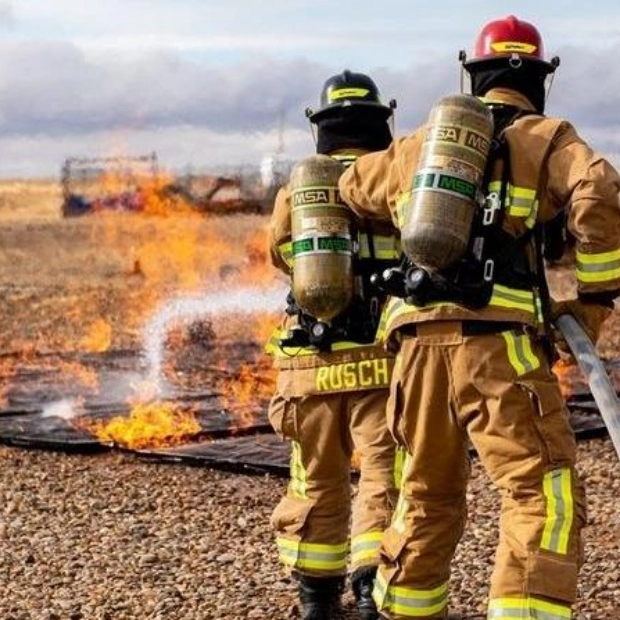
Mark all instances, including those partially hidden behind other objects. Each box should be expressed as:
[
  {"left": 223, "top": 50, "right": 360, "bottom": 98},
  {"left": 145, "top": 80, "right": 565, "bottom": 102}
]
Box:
[{"left": 373, "top": 104, "right": 562, "bottom": 313}]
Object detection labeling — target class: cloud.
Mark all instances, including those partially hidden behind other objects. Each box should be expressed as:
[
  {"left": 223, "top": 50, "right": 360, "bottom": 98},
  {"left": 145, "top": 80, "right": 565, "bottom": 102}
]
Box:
[
  {"left": 0, "top": 37, "right": 619, "bottom": 176},
  {"left": 0, "top": 1, "right": 13, "bottom": 28},
  {"left": 0, "top": 125, "right": 313, "bottom": 178}
]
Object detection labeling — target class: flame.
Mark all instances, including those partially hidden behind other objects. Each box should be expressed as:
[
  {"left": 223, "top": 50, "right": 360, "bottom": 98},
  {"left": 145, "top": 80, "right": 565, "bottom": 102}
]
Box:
[
  {"left": 1, "top": 168, "right": 284, "bottom": 442},
  {"left": 88, "top": 401, "right": 201, "bottom": 449},
  {"left": 220, "top": 361, "right": 276, "bottom": 430},
  {"left": 552, "top": 358, "right": 576, "bottom": 399},
  {"left": 80, "top": 318, "right": 112, "bottom": 353}
]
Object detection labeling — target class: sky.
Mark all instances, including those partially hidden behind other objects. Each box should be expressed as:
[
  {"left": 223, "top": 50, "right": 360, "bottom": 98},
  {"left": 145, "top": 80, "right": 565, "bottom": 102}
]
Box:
[{"left": 1, "top": 0, "right": 620, "bottom": 177}]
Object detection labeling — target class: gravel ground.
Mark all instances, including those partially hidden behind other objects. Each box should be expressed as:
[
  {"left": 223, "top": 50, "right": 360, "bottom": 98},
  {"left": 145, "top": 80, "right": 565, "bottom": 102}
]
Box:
[{"left": 0, "top": 438, "right": 618, "bottom": 620}]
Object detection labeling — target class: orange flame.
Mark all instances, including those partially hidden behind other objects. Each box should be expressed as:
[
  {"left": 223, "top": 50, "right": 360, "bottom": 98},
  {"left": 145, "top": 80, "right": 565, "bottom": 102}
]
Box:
[
  {"left": 88, "top": 401, "right": 201, "bottom": 449},
  {"left": 80, "top": 318, "right": 112, "bottom": 353},
  {"left": 552, "top": 358, "right": 576, "bottom": 399},
  {"left": 220, "top": 362, "right": 276, "bottom": 430}
]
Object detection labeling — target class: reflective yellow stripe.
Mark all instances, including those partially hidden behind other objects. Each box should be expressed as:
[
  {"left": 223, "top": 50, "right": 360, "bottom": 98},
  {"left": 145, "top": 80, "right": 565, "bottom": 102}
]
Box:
[
  {"left": 277, "top": 537, "right": 348, "bottom": 571},
  {"left": 488, "top": 596, "right": 572, "bottom": 619},
  {"left": 525, "top": 198, "right": 539, "bottom": 230},
  {"left": 264, "top": 328, "right": 283, "bottom": 355},
  {"left": 502, "top": 331, "right": 540, "bottom": 377},
  {"left": 395, "top": 191, "right": 412, "bottom": 228},
  {"left": 358, "top": 234, "right": 401, "bottom": 260},
  {"left": 488, "top": 181, "right": 537, "bottom": 222},
  {"left": 265, "top": 328, "right": 375, "bottom": 357},
  {"left": 491, "top": 41, "right": 538, "bottom": 54},
  {"left": 351, "top": 530, "right": 383, "bottom": 565},
  {"left": 331, "top": 153, "right": 358, "bottom": 169},
  {"left": 489, "top": 284, "right": 536, "bottom": 313},
  {"left": 576, "top": 248, "right": 620, "bottom": 283},
  {"left": 278, "top": 241, "right": 294, "bottom": 267},
  {"left": 393, "top": 446, "right": 407, "bottom": 489},
  {"left": 374, "top": 572, "right": 448, "bottom": 617},
  {"left": 541, "top": 468, "right": 574, "bottom": 555},
  {"left": 328, "top": 87, "right": 370, "bottom": 101},
  {"left": 391, "top": 452, "right": 412, "bottom": 535},
  {"left": 378, "top": 285, "right": 536, "bottom": 337},
  {"left": 290, "top": 441, "right": 307, "bottom": 499}
]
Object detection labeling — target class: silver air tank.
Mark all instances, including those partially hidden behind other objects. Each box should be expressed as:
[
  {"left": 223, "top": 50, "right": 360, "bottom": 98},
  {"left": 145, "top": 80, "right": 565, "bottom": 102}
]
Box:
[
  {"left": 289, "top": 154, "right": 352, "bottom": 322},
  {"left": 402, "top": 94, "right": 494, "bottom": 271}
]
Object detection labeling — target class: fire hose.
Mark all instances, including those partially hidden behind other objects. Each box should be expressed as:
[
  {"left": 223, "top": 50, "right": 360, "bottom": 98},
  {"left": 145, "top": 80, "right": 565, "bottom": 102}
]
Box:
[{"left": 556, "top": 313, "right": 620, "bottom": 461}]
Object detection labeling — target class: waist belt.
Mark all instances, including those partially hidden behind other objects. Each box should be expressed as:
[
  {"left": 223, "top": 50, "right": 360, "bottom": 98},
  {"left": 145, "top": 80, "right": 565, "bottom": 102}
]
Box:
[{"left": 400, "top": 320, "right": 523, "bottom": 337}]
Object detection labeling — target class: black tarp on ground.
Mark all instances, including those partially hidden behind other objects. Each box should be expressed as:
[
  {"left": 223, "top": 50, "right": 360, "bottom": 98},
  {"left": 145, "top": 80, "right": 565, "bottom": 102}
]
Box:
[
  {"left": 0, "top": 402, "right": 609, "bottom": 476},
  {"left": 0, "top": 347, "right": 615, "bottom": 475}
]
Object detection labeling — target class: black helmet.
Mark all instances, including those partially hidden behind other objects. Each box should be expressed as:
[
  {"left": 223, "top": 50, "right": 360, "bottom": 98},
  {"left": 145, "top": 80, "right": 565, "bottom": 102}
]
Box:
[{"left": 307, "top": 70, "right": 394, "bottom": 123}]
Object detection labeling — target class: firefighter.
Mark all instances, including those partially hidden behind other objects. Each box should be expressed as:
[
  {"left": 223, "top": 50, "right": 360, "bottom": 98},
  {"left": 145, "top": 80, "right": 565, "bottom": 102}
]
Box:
[
  {"left": 338, "top": 16, "right": 620, "bottom": 620},
  {"left": 265, "top": 70, "right": 402, "bottom": 619}
]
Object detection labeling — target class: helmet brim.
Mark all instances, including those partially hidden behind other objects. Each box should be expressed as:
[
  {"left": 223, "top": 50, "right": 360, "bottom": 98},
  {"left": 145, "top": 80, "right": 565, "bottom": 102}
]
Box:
[
  {"left": 309, "top": 101, "right": 394, "bottom": 124},
  {"left": 463, "top": 55, "right": 557, "bottom": 76}
]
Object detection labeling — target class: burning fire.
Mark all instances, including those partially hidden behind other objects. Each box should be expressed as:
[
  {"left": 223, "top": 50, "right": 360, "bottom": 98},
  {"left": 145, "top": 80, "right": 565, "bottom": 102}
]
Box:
[
  {"left": 88, "top": 401, "right": 201, "bottom": 450},
  {"left": 219, "top": 361, "right": 276, "bottom": 430},
  {"left": 552, "top": 358, "right": 573, "bottom": 398},
  {"left": 0, "top": 165, "right": 285, "bottom": 452},
  {"left": 80, "top": 318, "right": 112, "bottom": 353},
  {"left": 552, "top": 357, "right": 589, "bottom": 399}
]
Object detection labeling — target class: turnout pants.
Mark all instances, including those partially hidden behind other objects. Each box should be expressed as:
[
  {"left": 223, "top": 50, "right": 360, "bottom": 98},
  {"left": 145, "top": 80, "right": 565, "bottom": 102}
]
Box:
[
  {"left": 269, "top": 388, "right": 400, "bottom": 576},
  {"left": 374, "top": 322, "right": 586, "bottom": 619}
]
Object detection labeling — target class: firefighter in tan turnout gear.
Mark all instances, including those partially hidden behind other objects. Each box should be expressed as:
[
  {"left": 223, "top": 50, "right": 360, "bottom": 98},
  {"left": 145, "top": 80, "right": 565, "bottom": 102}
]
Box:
[
  {"left": 338, "top": 16, "right": 620, "bottom": 620},
  {"left": 265, "top": 70, "right": 401, "bottom": 619}
]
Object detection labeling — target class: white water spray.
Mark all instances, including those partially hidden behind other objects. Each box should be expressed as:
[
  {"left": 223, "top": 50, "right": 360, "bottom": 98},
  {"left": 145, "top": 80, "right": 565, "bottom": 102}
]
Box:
[
  {"left": 41, "top": 398, "right": 80, "bottom": 420},
  {"left": 142, "top": 284, "right": 286, "bottom": 388}
]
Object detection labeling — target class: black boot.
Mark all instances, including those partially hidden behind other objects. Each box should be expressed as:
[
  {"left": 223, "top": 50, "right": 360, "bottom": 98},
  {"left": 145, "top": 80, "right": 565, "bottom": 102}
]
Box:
[
  {"left": 296, "top": 573, "right": 344, "bottom": 620},
  {"left": 351, "top": 566, "right": 379, "bottom": 620}
]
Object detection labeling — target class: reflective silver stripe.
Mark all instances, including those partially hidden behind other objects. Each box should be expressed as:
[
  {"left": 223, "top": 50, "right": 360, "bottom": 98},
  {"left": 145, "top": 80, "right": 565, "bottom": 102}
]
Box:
[
  {"left": 488, "top": 181, "right": 537, "bottom": 221},
  {"left": 488, "top": 596, "right": 572, "bottom": 619},
  {"left": 374, "top": 572, "right": 449, "bottom": 617},
  {"left": 541, "top": 468, "right": 574, "bottom": 555},
  {"left": 502, "top": 331, "right": 540, "bottom": 377},
  {"left": 358, "top": 235, "right": 401, "bottom": 259},
  {"left": 290, "top": 441, "right": 307, "bottom": 498},
  {"left": 277, "top": 538, "right": 348, "bottom": 571},
  {"left": 351, "top": 531, "right": 383, "bottom": 564},
  {"left": 576, "top": 248, "right": 620, "bottom": 283}
]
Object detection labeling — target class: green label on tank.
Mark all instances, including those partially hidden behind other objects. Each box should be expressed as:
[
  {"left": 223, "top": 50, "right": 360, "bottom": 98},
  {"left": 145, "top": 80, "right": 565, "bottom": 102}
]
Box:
[
  {"left": 413, "top": 173, "right": 436, "bottom": 189},
  {"left": 292, "top": 238, "right": 314, "bottom": 255},
  {"left": 413, "top": 172, "right": 476, "bottom": 200},
  {"left": 437, "top": 174, "right": 476, "bottom": 198},
  {"left": 317, "top": 236, "right": 351, "bottom": 253}
]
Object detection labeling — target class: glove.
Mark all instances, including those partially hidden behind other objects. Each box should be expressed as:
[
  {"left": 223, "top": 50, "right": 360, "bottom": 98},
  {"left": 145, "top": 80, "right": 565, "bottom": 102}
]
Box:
[{"left": 550, "top": 298, "right": 612, "bottom": 356}]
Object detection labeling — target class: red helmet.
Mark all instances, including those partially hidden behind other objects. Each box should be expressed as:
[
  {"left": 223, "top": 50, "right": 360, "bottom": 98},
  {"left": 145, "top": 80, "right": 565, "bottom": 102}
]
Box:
[{"left": 462, "top": 15, "right": 558, "bottom": 74}]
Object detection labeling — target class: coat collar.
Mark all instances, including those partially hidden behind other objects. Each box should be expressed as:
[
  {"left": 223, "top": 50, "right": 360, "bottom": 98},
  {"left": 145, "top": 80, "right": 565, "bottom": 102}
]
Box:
[{"left": 479, "top": 88, "right": 537, "bottom": 112}]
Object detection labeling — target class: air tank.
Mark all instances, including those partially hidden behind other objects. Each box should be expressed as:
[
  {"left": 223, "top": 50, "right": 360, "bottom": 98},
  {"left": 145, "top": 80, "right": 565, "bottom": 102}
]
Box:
[
  {"left": 402, "top": 94, "right": 494, "bottom": 271},
  {"left": 289, "top": 154, "right": 352, "bottom": 322}
]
